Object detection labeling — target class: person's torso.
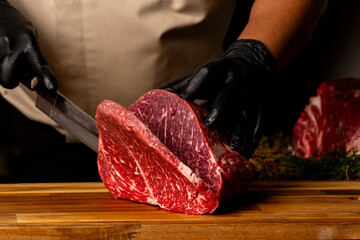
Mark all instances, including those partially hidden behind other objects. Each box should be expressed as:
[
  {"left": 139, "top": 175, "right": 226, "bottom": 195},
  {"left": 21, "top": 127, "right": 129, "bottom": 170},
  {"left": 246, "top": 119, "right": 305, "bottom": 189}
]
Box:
[{"left": 2, "top": 0, "right": 235, "bottom": 126}]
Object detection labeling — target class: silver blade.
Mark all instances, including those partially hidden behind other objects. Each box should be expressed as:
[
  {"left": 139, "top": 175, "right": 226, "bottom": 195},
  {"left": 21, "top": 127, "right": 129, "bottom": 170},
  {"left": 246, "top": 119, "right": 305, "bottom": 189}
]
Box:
[{"left": 35, "top": 92, "right": 99, "bottom": 152}]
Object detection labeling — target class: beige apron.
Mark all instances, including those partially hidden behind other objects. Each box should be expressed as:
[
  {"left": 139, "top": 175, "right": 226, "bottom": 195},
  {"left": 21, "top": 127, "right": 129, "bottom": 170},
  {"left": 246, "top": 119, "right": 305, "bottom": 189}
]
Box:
[{"left": 1, "top": 0, "right": 236, "bottom": 139}]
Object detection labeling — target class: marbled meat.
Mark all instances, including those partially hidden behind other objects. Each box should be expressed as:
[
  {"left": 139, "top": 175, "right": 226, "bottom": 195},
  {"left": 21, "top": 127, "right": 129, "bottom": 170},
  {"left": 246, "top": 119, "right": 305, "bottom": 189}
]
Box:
[
  {"left": 293, "top": 78, "right": 360, "bottom": 157},
  {"left": 96, "top": 90, "right": 255, "bottom": 214}
]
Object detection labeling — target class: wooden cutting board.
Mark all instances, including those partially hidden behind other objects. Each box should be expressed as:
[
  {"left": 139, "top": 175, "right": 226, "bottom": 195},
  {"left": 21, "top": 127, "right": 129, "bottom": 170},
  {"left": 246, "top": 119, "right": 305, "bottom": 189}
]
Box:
[{"left": 0, "top": 181, "right": 359, "bottom": 240}]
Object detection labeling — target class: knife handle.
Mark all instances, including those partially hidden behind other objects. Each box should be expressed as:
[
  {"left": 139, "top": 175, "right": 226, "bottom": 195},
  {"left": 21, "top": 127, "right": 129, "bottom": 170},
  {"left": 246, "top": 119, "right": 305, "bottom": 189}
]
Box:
[
  {"left": 21, "top": 77, "right": 53, "bottom": 101},
  {"left": 21, "top": 77, "right": 37, "bottom": 89}
]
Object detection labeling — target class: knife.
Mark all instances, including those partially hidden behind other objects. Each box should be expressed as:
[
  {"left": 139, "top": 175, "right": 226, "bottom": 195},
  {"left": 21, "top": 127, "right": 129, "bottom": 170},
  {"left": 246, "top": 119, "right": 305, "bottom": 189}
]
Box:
[{"left": 22, "top": 78, "right": 99, "bottom": 152}]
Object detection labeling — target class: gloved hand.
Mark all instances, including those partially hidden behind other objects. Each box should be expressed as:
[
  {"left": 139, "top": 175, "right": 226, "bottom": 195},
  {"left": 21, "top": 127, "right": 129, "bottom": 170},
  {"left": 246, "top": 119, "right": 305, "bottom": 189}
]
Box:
[
  {"left": 0, "top": 0, "right": 57, "bottom": 90},
  {"left": 161, "top": 39, "right": 279, "bottom": 158}
]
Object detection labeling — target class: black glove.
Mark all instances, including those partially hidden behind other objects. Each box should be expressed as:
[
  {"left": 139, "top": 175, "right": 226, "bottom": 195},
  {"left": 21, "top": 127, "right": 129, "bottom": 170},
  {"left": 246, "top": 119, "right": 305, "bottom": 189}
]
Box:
[
  {"left": 0, "top": 0, "right": 57, "bottom": 90},
  {"left": 161, "top": 39, "right": 279, "bottom": 158}
]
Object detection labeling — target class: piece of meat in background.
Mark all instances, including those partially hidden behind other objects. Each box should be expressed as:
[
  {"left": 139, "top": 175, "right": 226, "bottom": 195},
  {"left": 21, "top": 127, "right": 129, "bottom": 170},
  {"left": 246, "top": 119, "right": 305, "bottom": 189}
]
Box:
[{"left": 293, "top": 78, "right": 360, "bottom": 158}]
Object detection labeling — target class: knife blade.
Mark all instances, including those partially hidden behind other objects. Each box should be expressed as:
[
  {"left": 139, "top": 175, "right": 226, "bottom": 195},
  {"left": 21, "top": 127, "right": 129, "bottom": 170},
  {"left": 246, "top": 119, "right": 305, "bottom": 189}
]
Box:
[{"left": 23, "top": 78, "right": 99, "bottom": 152}]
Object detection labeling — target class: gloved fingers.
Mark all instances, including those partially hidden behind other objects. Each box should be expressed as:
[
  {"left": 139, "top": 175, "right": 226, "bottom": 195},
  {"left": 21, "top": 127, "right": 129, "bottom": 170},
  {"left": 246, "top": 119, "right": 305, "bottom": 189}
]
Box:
[
  {"left": 237, "top": 76, "right": 267, "bottom": 158},
  {"left": 179, "top": 66, "right": 210, "bottom": 102},
  {"left": 203, "top": 73, "right": 242, "bottom": 130},
  {"left": 24, "top": 40, "right": 57, "bottom": 91},
  {"left": 0, "top": 36, "right": 9, "bottom": 58},
  {"left": 180, "top": 59, "right": 240, "bottom": 102},
  {"left": 0, "top": 33, "right": 57, "bottom": 91},
  {"left": 0, "top": 1, "right": 57, "bottom": 91},
  {"left": 239, "top": 109, "right": 264, "bottom": 159},
  {"left": 224, "top": 109, "right": 261, "bottom": 159},
  {"left": 0, "top": 36, "right": 24, "bottom": 89},
  {"left": 227, "top": 110, "right": 248, "bottom": 154},
  {"left": 0, "top": 54, "right": 20, "bottom": 89},
  {"left": 160, "top": 71, "right": 193, "bottom": 93},
  {"left": 204, "top": 87, "right": 232, "bottom": 130},
  {"left": 204, "top": 79, "right": 262, "bottom": 158}
]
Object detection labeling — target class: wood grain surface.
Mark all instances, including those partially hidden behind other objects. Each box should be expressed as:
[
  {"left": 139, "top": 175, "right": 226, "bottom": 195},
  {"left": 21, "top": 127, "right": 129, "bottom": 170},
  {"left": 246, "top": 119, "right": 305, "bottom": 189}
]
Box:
[{"left": 0, "top": 181, "right": 359, "bottom": 239}]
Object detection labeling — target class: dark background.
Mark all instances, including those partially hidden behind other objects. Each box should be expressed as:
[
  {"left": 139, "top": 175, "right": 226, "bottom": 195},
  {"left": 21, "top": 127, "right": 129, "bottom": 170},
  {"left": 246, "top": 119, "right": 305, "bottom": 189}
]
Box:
[{"left": 0, "top": 0, "right": 359, "bottom": 182}]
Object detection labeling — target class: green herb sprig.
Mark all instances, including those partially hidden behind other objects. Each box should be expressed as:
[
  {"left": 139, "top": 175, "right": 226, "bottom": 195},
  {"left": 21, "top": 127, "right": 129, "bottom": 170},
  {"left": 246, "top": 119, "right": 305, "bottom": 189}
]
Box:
[{"left": 251, "top": 133, "right": 360, "bottom": 180}]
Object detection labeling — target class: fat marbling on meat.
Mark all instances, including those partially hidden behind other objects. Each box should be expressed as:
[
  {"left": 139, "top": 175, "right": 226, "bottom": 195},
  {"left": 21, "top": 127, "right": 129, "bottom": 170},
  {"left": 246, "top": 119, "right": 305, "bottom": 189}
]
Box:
[
  {"left": 96, "top": 89, "right": 255, "bottom": 214},
  {"left": 293, "top": 78, "right": 360, "bottom": 157}
]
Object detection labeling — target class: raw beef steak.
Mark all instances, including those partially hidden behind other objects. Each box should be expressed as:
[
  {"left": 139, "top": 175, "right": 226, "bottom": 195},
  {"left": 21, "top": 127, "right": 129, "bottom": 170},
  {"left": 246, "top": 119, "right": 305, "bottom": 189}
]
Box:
[
  {"left": 293, "top": 78, "right": 360, "bottom": 158},
  {"left": 96, "top": 90, "right": 255, "bottom": 214}
]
